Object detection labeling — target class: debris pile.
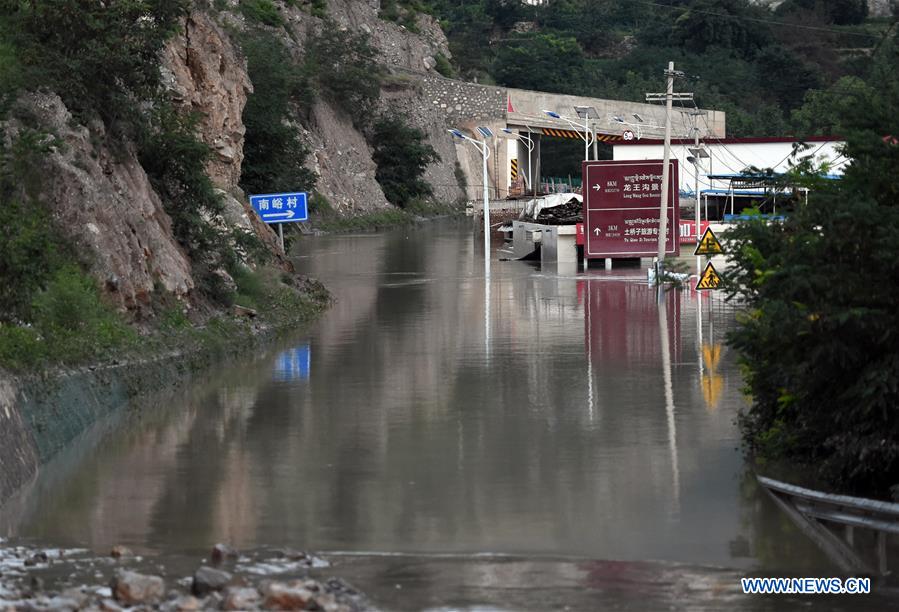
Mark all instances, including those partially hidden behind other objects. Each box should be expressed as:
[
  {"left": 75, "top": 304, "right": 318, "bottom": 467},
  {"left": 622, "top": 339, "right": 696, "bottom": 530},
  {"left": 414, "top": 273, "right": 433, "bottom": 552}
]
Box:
[{"left": 519, "top": 193, "right": 583, "bottom": 225}]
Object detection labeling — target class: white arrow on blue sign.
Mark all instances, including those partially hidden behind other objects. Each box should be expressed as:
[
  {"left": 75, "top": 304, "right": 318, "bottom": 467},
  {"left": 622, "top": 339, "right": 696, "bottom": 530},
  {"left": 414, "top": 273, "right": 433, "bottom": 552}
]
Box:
[{"left": 249, "top": 192, "right": 308, "bottom": 224}]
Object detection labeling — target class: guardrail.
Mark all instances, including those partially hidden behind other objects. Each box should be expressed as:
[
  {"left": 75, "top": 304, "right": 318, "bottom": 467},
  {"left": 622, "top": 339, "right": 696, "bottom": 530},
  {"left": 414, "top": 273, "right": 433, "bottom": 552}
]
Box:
[{"left": 758, "top": 475, "right": 899, "bottom": 577}]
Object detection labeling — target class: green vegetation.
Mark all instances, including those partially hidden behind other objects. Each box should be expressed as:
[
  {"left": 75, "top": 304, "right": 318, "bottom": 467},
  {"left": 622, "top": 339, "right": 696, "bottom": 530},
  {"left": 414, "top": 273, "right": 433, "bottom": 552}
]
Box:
[
  {"left": 304, "top": 24, "right": 383, "bottom": 122},
  {"left": 239, "top": 0, "right": 284, "bottom": 27},
  {"left": 239, "top": 27, "right": 317, "bottom": 197},
  {"left": 433, "top": 52, "right": 455, "bottom": 78},
  {"left": 313, "top": 199, "right": 459, "bottom": 232},
  {"left": 0, "top": 0, "right": 186, "bottom": 127},
  {"left": 371, "top": 115, "right": 440, "bottom": 208},
  {"left": 0, "top": 267, "right": 137, "bottom": 370},
  {"left": 725, "top": 34, "right": 899, "bottom": 498},
  {"left": 237, "top": 19, "right": 382, "bottom": 200},
  {"left": 140, "top": 108, "right": 253, "bottom": 276},
  {"left": 427, "top": 0, "right": 891, "bottom": 138},
  {"left": 0, "top": 1, "right": 328, "bottom": 374},
  {"left": 379, "top": 0, "right": 430, "bottom": 31}
]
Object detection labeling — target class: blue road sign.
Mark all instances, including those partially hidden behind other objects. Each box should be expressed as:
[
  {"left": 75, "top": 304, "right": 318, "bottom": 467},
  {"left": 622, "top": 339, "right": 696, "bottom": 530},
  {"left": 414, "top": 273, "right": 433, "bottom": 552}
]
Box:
[
  {"left": 250, "top": 192, "right": 308, "bottom": 224},
  {"left": 273, "top": 344, "right": 311, "bottom": 382}
]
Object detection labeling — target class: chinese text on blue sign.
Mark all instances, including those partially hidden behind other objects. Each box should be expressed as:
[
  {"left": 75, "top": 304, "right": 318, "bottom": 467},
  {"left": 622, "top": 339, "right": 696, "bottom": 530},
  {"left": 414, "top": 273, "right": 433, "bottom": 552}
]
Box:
[{"left": 250, "top": 192, "right": 308, "bottom": 224}]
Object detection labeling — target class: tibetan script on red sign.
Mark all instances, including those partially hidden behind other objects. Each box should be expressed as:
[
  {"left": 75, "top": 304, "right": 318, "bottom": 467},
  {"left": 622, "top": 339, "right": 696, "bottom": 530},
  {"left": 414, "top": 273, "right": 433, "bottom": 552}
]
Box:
[{"left": 582, "top": 160, "right": 680, "bottom": 258}]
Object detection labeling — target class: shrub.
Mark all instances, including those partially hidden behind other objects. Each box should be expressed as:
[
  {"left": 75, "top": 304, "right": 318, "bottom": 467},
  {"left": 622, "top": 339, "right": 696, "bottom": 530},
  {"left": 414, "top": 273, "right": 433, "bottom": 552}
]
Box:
[
  {"left": 239, "top": 28, "right": 316, "bottom": 196},
  {"left": 0, "top": 205, "right": 60, "bottom": 320},
  {"left": 0, "top": 266, "right": 136, "bottom": 369},
  {"left": 239, "top": 0, "right": 284, "bottom": 27},
  {"left": 727, "top": 196, "right": 899, "bottom": 497},
  {"left": 727, "top": 34, "right": 899, "bottom": 498},
  {"left": 0, "top": 130, "right": 68, "bottom": 322},
  {"left": 370, "top": 116, "right": 439, "bottom": 208},
  {"left": 305, "top": 23, "right": 382, "bottom": 122},
  {"left": 0, "top": 0, "right": 188, "bottom": 126},
  {"left": 433, "top": 53, "right": 456, "bottom": 78},
  {"left": 139, "top": 107, "right": 227, "bottom": 261}
]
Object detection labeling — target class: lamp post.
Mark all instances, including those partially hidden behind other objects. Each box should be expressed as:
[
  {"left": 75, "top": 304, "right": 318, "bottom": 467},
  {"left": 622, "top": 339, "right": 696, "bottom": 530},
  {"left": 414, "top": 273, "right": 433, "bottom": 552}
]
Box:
[
  {"left": 542, "top": 109, "right": 596, "bottom": 162},
  {"left": 610, "top": 113, "right": 664, "bottom": 140},
  {"left": 502, "top": 127, "right": 535, "bottom": 199},
  {"left": 449, "top": 127, "right": 493, "bottom": 274}
]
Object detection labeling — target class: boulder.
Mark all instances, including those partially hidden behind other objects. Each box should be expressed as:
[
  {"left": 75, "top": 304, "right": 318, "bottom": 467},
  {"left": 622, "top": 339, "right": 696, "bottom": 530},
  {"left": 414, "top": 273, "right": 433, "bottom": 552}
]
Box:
[
  {"left": 261, "top": 581, "right": 315, "bottom": 611},
  {"left": 111, "top": 570, "right": 165, "bottom": 606},
  {"left": 191, "top": 566, "right": 232, "bottom": 597},
  {"left": 222, "top": 586, "right": 261, "bottom": 611}
]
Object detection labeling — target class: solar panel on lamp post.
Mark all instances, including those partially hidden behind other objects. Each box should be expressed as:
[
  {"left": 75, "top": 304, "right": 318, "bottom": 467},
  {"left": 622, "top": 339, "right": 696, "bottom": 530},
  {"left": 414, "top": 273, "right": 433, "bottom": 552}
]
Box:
[{"left": 542, "top": 109, "right": 595, "bottom": 161}]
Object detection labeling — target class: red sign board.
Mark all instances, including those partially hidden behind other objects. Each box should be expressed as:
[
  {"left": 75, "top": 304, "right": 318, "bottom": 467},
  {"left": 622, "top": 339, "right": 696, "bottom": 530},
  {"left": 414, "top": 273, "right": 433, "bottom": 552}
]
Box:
[{"left": 582, "top": 160, "right": 679, "bottom": 258}]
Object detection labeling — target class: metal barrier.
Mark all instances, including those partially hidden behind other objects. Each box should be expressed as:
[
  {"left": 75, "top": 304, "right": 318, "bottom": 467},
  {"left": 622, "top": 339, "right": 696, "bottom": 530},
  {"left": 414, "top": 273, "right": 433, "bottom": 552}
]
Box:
[{"left": 758, "top": 475, "right": 899, "bottom": 576}]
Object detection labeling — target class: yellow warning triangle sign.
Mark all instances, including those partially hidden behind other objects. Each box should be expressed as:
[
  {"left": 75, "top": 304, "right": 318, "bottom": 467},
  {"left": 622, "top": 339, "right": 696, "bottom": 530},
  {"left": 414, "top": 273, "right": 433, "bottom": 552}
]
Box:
[
  {"left": 695, "top": 262, "right": 723, "bottom": 291},
  {"left": 694, "top": 227, "right": 724, "bottom": 256}
]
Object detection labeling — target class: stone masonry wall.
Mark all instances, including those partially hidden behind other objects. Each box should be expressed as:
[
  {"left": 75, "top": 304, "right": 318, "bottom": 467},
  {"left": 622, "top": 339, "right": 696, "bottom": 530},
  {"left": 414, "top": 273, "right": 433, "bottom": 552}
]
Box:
[{"left": 418, "top": 72, "right": 508, "bottom": 125}]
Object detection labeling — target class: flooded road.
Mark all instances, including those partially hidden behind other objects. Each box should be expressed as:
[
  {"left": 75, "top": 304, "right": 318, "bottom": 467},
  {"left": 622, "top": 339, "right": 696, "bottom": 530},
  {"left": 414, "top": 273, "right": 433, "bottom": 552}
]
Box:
[{"left": 1, "top": 219, "right": 845, "bottom": 598}]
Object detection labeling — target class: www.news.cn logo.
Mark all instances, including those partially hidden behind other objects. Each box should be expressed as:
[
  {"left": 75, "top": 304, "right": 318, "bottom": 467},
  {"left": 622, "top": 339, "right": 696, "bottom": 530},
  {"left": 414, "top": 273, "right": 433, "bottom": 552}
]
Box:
[{"left": 741, "top": 577, "right": 871, "bottom": 595}]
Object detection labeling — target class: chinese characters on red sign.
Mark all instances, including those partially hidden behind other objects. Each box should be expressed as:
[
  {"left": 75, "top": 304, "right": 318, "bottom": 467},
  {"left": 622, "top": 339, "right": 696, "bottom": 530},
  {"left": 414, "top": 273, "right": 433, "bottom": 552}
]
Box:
[{"left": 582, "top": 160, "right": 680, "bottom": 258}]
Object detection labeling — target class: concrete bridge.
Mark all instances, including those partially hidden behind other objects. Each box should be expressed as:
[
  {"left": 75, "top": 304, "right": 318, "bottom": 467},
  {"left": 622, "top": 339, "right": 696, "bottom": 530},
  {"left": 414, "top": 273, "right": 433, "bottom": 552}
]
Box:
[{"left": 401, "top": 69, "right": 726, "bottom": 200}]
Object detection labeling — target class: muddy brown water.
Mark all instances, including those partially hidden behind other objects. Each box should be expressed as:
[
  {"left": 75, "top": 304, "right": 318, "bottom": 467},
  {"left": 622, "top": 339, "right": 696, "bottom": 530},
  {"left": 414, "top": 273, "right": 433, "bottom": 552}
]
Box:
[{"left": 0, "top": 219, "right": 889, "bottom": 609}]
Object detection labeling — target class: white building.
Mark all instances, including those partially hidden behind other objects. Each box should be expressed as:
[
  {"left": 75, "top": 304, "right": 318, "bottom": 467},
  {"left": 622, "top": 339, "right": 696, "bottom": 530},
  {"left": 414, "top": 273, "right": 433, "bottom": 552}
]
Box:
[{"left": 612, "top": 136, "right": 846, "bottom": 198}]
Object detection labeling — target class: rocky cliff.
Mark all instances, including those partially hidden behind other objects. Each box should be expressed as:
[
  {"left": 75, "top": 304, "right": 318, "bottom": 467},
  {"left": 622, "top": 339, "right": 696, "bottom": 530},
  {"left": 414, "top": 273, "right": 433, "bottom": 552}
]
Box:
[
  {"left": 7, "top": 0, "right": 468, "bottom": 314},
  {"left": 170, "top": 0, "right": 467, "bottom": 218},
  {"left": 5, "top": 93, "right": 196, "bottom": 311}
]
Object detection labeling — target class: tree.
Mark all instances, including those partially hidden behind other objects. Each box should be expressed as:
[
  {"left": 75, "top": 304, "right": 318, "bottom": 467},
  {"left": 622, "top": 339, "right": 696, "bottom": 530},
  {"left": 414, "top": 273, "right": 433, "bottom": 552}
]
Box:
[
  {"left": 239, "top": 28, "right": 316, "bottom": 197},
  {"left": 790, "top": 76, "right": 872, "bottom": 136},
  {"left": 371, "top": 116, "right": 439, "bottom": 208},
  {"left": 305, "top": 23, "right": 382, "bottom": 122},
  {"left": 672, "top": 0, "right": 770, "bottom": 56},
  {"left": 0, "top": 0, "right": 188, "bottom": 124},
  {"left": 492, "top": 33, "right": 585, "bottom": 93},
  {"left": 776, "top": 0, "right": 868, "bottom": 25},
  {"left": 754, "top": 45, "right": 822, "bottom": 110},
  {"left": 726, "top": 34, "right": 899, "bottom": 498}
]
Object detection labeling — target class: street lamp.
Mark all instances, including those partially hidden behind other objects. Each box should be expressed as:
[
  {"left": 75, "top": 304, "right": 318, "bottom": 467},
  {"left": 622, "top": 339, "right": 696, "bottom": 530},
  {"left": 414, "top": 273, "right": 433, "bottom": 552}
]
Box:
[
  {"left": 502, "top": 127, "right": 536, "bottom": 199},
  {"left": 449, "top": 127, "right": 493, "bottom": 274},
  {"left": 542, "top": 109, "right": 596, "bottom": 161},
  {"left": 610, "top": 113, "right": 663, "bottom": 140}
]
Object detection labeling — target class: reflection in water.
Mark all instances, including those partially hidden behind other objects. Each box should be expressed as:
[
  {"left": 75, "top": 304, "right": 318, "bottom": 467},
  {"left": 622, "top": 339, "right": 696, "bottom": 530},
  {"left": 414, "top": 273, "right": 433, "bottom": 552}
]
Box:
[
  {"left": 2, "top": 220, "right": 831, "bottom": 574},
  {"left": 657, "top": 288, "right": 680, "bottom": 517},
  {"left": 273, "top": 344, "right": 311, "bottom": 382}
]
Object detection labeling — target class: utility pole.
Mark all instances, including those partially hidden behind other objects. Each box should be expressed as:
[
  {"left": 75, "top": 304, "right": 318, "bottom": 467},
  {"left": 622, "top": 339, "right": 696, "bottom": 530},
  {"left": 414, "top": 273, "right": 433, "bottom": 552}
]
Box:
[{"left": 646, "top": 62, "right": 692, "bottom": 278}]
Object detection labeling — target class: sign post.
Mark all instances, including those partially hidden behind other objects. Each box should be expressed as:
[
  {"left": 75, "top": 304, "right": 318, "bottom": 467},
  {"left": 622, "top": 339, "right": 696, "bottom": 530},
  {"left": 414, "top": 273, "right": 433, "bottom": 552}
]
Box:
[
  {"left": 249, "top": 192, "right": 309, "bottom": 251},
  {"left": 693, "top": 227, "right": 725, "bottom": 291},
  {"left": 582, "top": 159, "right": 679, "bottom": 263}
]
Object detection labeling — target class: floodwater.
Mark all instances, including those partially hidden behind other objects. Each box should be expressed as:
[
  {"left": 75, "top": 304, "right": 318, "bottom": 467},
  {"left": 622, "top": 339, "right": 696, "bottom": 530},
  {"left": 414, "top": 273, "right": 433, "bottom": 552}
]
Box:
[{"left": 0, "top": 218, "right": 871, "bottom": 607}]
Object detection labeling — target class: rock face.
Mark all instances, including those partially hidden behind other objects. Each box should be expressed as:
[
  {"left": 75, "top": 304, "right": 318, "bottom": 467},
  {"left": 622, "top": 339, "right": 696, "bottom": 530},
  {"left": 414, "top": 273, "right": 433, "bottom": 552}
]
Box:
[
  {"left": 7, "top": 1, "right": 473, "bottom": 316},
  {"left": 162, "top": 9, "right": 283, "bottom": 259},
  {"left": 304, "top": 102, "right": 389, "bottom": 214},
  {"left": 8, "top": 93, "right": 195, "bottom": 311},
  {"left": 325, "top": 0, "right": 451, "bottom": 72},
  {"left": 278, "top": 0, "right": 466, "bottom": 210},
  {"left": 162, "top": 10, "right": 250, "bottom": 192}
]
